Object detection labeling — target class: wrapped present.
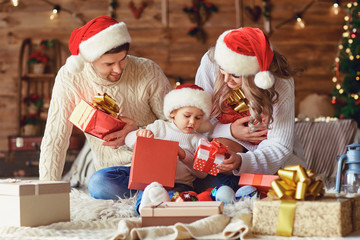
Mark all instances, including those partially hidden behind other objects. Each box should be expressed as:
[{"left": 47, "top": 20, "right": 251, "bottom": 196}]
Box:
[
  {"left": 69, "top": 99, "right": 125, "bottom": 139},
  {"left": 140, "top": 201, "right": 223, "bottom": 227},
  {"left": 193, "top": 138, "right": 228, "bottom": 176},
  {"left": 252, "top": 197, "right": 353, "bottom": 237},
  {"left": 128, "top": 137, "right": 179, "bottom": 190},
  {"left": 326, "top": 193, "right": 360, "bottom": 231},
  {"left": 252, "top": 165, "right": 356, "bottom": 237},
  {"left": 0, "top": 179, "right": 70, "bottom": 227},
  {"left": 238, "top": 173, "right": 279, "bottom": 198}
]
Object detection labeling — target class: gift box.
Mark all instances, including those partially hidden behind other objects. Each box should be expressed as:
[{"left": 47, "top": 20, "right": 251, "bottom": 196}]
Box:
[
  {"left": 252, "top": 197, "right": 353, "bottom": 237},
  {"left": 238, "top": 173, "right": 279, "bottom": 197},
  {"left": 69, "top": 99, "right": 125, "bottom": 139},
  {"left": 128, "top": 137, "right": 179, "bottom": 190},
  {"left": 140, "top": 201, "right": 223, "bottom": 227},
  {"left": 326, "top": 193, "right": 360, "bottom": 231},
  {"left": 193, "top": 138, "right": 228, "bottom": 176},
  {"left": 0, "top": 180, "right": 70, "bottom": 227}
]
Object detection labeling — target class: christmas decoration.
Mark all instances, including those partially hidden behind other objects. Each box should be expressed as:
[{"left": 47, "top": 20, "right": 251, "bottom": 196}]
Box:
[
  {"left": 182, "top": 0, "right": 218, "bottom": 43},
  {"left": 109, "top": 0, "right": 118, "bottom": 19},
  {"left": 331, "top": 1, "right": 360, "bottom": 127},
  {"left": 128, "top": 1, "right": 147, "bottom": 19}
]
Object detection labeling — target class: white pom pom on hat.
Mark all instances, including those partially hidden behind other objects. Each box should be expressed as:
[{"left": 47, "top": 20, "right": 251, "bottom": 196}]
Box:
[
  {"left": 65, "top": 55, "right": 84, "bottom": 75},
  {"left": 214, "top": 27, "right": 275, "bottom": 90},
  {"left": 65, "top": 16, "right": 131, "bottom": 74},
  {"left": 254, "top": 71, "right": 275, "bottom": 90}
]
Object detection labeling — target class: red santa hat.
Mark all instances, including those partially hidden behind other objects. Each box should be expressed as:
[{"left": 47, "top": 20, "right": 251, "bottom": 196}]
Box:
[
  {"left": 65, "top": 16, "right": 131, "bottom": 74},
  {"left": 163, "top": 84, "right": 212, "bottom": 121},
  {"left": 214, "top": 27, "right": 275, "bottom": 89}
]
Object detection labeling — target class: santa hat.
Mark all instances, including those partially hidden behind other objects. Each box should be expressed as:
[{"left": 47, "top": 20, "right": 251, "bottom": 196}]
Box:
[
  {"left": 214, "top": 27, "right": 275, "bottom": 89},
  {"left": 163, "top": 84, "right": 212, "bottom": 120},
  {"left": 65, "top": 16, "right": 131, "bottom": 74}
]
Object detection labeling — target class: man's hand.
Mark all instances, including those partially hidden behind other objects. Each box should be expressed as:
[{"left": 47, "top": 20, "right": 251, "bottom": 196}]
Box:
[
  {"left": 102, "top": 116, "right": 138, "bottom": 149},
  {"left": 230, "top": 117, "right": 267, "bottom": 144},
  {"left": 136, "top": 129, "right": 154, "bottom": 138}
]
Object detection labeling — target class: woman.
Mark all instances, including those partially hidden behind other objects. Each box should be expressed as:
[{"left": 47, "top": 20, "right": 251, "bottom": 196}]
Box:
[{"left": 194, "top": 27, "right": 306, "bottom": 192}]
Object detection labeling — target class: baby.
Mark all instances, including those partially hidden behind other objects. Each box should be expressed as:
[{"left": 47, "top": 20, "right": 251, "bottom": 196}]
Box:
[{"left": 125, "top": 84, "right": 212, "bottom": 213}]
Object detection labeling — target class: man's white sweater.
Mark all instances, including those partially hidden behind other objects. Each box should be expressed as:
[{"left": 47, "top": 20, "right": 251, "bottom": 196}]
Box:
[{"left": 39, "top": 56, "right": 172, "bottom": 181}]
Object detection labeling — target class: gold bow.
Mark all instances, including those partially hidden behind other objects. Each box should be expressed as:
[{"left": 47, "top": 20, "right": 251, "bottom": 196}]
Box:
[
  {"left": 267, "top": 165, "right": 325, "bottom": 236},
  {"left": 268, "top": 165, "right": 324, "bottom": 200},
  {"left": 227, "top": 88, "right": 249, "bottom": 113}
]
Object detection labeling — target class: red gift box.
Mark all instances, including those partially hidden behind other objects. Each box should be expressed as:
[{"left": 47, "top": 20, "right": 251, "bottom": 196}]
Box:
[
  {"left": 193, "top": 138, "right": 228, "bottom": 176},
  {"left": 128, "top": 137, "right": 179, "bottom": 190},
  {"left": 238, "top": 173, "right": 279, "bottom": 197},
  {"left": 69, "top": 99, "right": 126, "bottom": 139}
]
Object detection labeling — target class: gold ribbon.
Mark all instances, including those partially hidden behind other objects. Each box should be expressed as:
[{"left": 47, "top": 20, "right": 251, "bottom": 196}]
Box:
[
  {"left": 267, "top": 165, "right": 325, "bottom": 236},
  {"left": 227, "top": 88, "right": 249, "bottom": 113}
]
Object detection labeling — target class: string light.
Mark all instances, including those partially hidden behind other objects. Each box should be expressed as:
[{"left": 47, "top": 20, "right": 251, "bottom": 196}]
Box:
[
  {"left": 332, "top": 76, "right": 337, "bottom": 83},
  {"left": 332, "top": 0, "right": 340, "bottom": 15},
  {"left": 295, "top": 14, "right": 305, "bottom": 29},
  {"left": 50, "top": 5, "right": 60, "bottom": 20},
  {"left": 11, "top": 0, "right": 18, "bottom": 7},
  {"left": 339, "top": 89, "right": 344, "bottom": 94},
  {"left": 175, "top": 77, "right": 183, "bottom": 87}
]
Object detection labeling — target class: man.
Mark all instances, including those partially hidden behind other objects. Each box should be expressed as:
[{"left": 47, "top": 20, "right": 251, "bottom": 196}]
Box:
[{"left": 39, "top": 16, "right": 172, "bottom": 199}]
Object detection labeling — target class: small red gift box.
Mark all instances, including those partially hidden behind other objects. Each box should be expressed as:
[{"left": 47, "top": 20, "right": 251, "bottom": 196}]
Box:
[
  {"left": 128, "top": 137, "right": 179, "bottom": 190},
  {"left": 193, "top": 138, "right": 228, "bottom": 176},
  {"left": 69, "top": 99, "right": 126, "bottom": 139},
  {"left": 238, "top": 173, "right": 279, "bottom": 197}
]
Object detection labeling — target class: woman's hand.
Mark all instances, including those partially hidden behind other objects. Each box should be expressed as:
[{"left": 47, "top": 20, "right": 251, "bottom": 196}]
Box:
[
  {"left": 230, "top": 116, "right": 267, "bottom": 144},
  {"left": 102, "top": 116, "right": 138, "bottom": 149},
  {"left": 217, "top": 151, "right": 242, "bottom": 172}
]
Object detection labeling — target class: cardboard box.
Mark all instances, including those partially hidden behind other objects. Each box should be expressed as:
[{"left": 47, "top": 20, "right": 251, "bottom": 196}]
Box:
[
  {"left": 0, "top": 180, "right": 70, "bottom": 227},
  {"left": 238, "top": 173, "right": 279, "bottom": 197},
  {"left": 252, "top": 197, "right": 353, "bottom": 237},
  {"left": 193, "top": 138, "right": 227, "bottom": 176},
  {"left": 69, "top": 99, "right": 125, "bottom": 139},
  {"left": 128, "top": 137, "right": 179, "bottom": 190},
  {"left": 141, "top": 201, "right": 223, "bottom": 227}
]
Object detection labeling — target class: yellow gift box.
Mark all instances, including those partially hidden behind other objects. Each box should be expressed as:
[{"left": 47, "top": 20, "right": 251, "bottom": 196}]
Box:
[
  {"left": 252, "top": 165, "right": 356, "bottom": 237},
  {"left": 252, "top": 197, "right": 353, "bottom": 237}
]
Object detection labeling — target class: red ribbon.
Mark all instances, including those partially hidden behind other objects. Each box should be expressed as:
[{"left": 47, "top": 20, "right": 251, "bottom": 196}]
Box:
[{"left": 199, "top": 139, "right": 227, "bottom": 173}]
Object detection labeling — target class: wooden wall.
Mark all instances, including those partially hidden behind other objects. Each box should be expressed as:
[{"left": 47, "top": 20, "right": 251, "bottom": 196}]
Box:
[{"left": 0, "top": 0, "right": 346, "bottom": 152}]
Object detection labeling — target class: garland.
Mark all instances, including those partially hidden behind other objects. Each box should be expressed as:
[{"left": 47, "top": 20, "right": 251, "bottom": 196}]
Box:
[{"left": 182, "top": 0, "right": 218, "bottom": 43}]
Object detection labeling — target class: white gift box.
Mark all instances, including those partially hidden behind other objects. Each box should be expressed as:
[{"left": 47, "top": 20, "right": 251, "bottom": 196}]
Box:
[{"left": 0, "top": 179, "right": 70, "bottom": 227}]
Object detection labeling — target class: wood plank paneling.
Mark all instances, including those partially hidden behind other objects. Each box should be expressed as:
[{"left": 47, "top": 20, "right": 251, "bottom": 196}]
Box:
[{"left": 0, "top": 0, "right": 348, "bottom": 152}]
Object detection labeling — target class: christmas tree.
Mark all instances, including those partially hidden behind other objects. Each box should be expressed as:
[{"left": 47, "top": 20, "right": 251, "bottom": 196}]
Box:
[{"left": 332, "top": 1, "right": 360, "bottom": 127}]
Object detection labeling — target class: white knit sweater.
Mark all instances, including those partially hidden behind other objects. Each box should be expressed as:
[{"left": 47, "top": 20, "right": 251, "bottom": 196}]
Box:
[
  {"left": 125, "top": 120, "right": 207, "bottom": 187},
  {"left": 39, "top": 55, "right": 172, "bottom": 181},
  {"left": 195, "top": 51, "right": 306, "bottom": 175}
]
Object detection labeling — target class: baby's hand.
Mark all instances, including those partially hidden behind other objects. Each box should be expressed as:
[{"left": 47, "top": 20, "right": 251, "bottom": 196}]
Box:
[
  {"left": 136, "top": 129, "right": 154, "bottom": 138},
  {"left": 178, "top": 146, "right": 186, "bottom": 159}
]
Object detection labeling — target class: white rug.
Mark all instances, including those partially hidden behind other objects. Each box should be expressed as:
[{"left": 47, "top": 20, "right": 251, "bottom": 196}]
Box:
[
  {"left": 1, "top": 188, "right": 359, "bottom": 240},
  {"left": 0, "top": 188, "right": 254, "bottom": 240}
]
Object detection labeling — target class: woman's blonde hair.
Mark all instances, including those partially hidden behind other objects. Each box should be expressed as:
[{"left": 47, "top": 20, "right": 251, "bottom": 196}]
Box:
[{"left": 210, "top": 47, "right": 297, "bottom": 128}]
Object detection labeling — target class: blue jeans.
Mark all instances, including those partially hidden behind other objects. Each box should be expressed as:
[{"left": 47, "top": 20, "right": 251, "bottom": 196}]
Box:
[
  {"left": 193, "top": 173, "right": 240, "bottom": 193},
  {"left": 88, "top": 166, "right": 137, "bottom": 200}
]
